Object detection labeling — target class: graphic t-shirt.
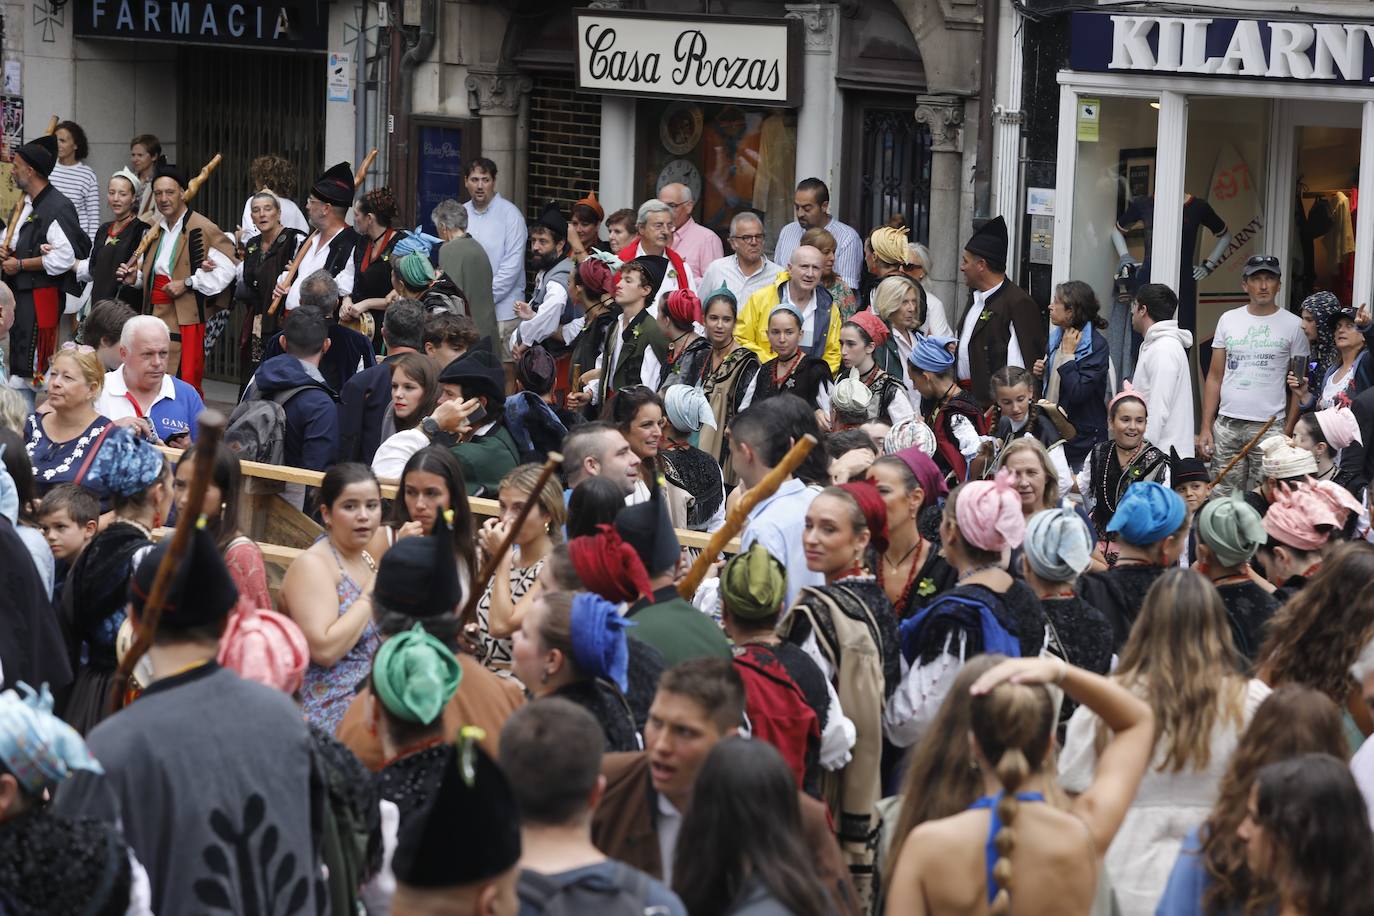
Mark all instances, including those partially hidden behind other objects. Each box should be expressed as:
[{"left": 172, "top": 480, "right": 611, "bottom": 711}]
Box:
[{"left": 1214, "top": 306, "right": 1309, "bottom": 421}]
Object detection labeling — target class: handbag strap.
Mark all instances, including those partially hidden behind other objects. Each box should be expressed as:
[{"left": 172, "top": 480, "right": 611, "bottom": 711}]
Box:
[{"left": 73, "top": 422, "right": 116, "bottom": 486}]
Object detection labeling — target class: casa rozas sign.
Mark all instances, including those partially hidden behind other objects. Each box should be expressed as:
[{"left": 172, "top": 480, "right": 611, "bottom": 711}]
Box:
[
  {"left": 1071, "top": 12, "right": 1374, "bottom": 84},
  {"left": 574, "top": 9, "right": 801, "bottom": 106}
]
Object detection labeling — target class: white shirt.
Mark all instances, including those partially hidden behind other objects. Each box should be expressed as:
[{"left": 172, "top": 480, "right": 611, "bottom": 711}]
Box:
[
  {"left": 281, "top": 226, "right": 355, "bottom": 311},
  {"left": 890, "top": 327, "right": 921, "bottom": 410},
  {"left": 586, "top": 308, "right": 661, "bottom": 404},
  {"left": 12, "top": 198, "right": 76, "bottom": 276},
  {"left": 697, "top": 253, "right": 781, "bottom": 305},
  {"left": 1213, "top": 306, "right": 1309, "bottom": 421},
  {"left": 780, "top": 282, "right": 819, "bottom": 348},
  {"left": 656, "top": 792, "right": 682, "bottom": 887},
  {"left": 465, "top": 193, "right": 528, "bottom": 322},
  {"left": 957, "top": 280, "right": 1021, "bottom": 380},
  {"left": 134, "top": 210, "right": 235, "bottom": 296},
  {"left": 512, "top": 266, "right": 579, "bottom": 347},
  {"left": 624, "top": 242, "right": 698, "bottom": 314},
  {"left": 94, "top": 367, "right": 174, "bottom": 420}
]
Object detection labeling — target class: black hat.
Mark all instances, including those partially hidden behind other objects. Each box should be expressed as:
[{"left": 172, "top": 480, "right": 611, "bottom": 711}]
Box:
[
  {"left": 152, "top": 160, "right": 188, "bottom": 190},
  {"left": 129, "top": 526, "right": 239, "bottom": 630},
  {"left": 311, "top": 161, "right": 355, "bottom": 207},
  {"left": 439, "top": 346, "right": 506, "bottom": 405},
  {"left": 1240, "top": 254, "right": 1282, "bottom": 279},
  {"left": 964, "top": 216, "right": 1008, "bottom": 268},
  {"left": 372, "top": 511, "right": 463, "bottom": 617},
  {"left": 1169, "top": 446, "right": 1211, "bottom": 487},
  {"left": 516, "top": 345, "right": 556, "bottom": 395},
  {"left": 614, "top": 477, "right": 680, "bottom": 576},
  {"left": 391, "top": 737, "right": 521, "bottom": 888},
  {"left": 627, "top": 255, "right": 669, "bottom": 302},
  {"left": 536, "top": 200, "right": 567, "bottom": 240},
  {"left": 16, "top": 135, "right": 57, "bottom": 177},
  {"left": 1325, "top": 305, "right": 1358, "bottom": 331}
]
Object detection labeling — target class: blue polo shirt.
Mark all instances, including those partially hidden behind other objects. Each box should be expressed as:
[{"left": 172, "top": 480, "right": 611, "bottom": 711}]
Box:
[{"left": 95, "top": 368, "right": 206, "bottom": 443}]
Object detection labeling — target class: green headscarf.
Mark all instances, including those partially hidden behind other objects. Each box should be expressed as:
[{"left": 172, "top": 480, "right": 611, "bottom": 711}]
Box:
[
  {"left": 396, "top": 252, "right": 436, "bottom": 290},
  {"left": 1197, "top": 493, "right": 1267, "bottom": 568},
  {"left": 720, "top": 542, "right": 787, "bottom": 619},
  {"left": 372, "top": 623, "right": 463, "bottom": 725}
]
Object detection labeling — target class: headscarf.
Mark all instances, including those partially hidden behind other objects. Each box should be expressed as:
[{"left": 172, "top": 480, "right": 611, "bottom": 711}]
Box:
[
  {"left": 579, "top": 253, "right": 620, "bottom": 298},
  {"left": 1108, "top": 379, "right": 1147, "bottom": 415},
  {"left": 770, "top": 302, "right": 803, "bottom": 325},
  {"left": 372, "top": 623, "right": 463, "bottom": 726},
  {"left": 832, "top": 369, "right": 874, "bottom": 418},
  {"left": 575, "top": 190, "right": 604, "bottom": 221},
  {"left": 885, "top": 417, "right": 938, "bottom": 459},
  {"left": 664, "top": 289, "right": 702, "bottom": 327},
  {"left": 1262, "top": 484, "right": 1339, "bottom": 550},
  {"left": 1197, "top": 493, "right": 1267, "bottom": 567},
  {"left": 396, "top": 252, "right": 436, "bottom": 289},
  {"left": 569, "top": 592, "right": 635, "bottom": 692},
  {"left": 869, "top": 225, "right": 910, "bottom": 267},
  {"left": 954, "top": 469, "right": 1025, "bottom": 552},
  {"left": 217, "top": 603, "right": 310, "bottom": 695},
  {"left": 893, "top": 446, "right": 947, "bottom": 511},
  {"left": 1316, "top": 405, "right": 1362, "bottom": 449},
  {"left": 1301, "top": 291, "right": 1342, "bottom": 374},
  {"left": 1307, "top": 478, "right": 1363, "bottom": 527},
  {"left": 910, "top": 335, "right": 957, "bottom": 373},
  {"left": 663, "top": 384, "right": 716, "bottom": 433},
  {"left": 0, "top": 682, "right": 102, "bottom": 794},
  {"left": 847, "top": 309, "right": 890, "bottom": 349},
  {"left": 720, "top": 543, "right": 787, "bottom": 619},
  {"left": 1023, "top": 507, "right": 1094, "bottom": 582},
  {"left": 703, "top": 284, "right": 737, "bottom": 313},
  {"left": 1259, "top": 435, "right": 1318, "bottom": 480},
  {"left": 567, "top": 524, "right": 654, "bottom": 604},
  {"left": 838, "top": 480, "right": 889, "bottom": 555},
  {"left": 110, "top": 166, "right": 142, "bottom": 197},
  {"left": 1106, "top": 480, "right": 1186, "bottom": 546},
  {"left": 85, "top": 427, "right": 164, "bottom": 498}
]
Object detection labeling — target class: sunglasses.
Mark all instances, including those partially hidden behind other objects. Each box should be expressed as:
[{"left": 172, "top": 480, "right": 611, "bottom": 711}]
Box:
[
  {"left": 60, "top": 342, "right": 96, "bottom": 355},
  {"left": 1245, "top": 256, "right": 1280, "bottom": 268}
]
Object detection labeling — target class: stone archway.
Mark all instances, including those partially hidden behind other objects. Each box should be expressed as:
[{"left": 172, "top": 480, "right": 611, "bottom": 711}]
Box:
[{"left": 887, "top": 0, "right": 984, "bottom": 96}]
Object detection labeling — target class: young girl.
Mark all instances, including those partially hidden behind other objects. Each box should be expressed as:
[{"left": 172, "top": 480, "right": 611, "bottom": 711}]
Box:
[
  {"left": 986, "top": 366, "right": 1073, "bottom": 494},
  {"left": 1078, "top": 383, "right": 1169, "bottom": 543},
  {"left": 831, "top": 311, "right": 912, "bottom": 429},
  {"left": 753, "top": 305, "right": 834, "bottom": 419},
  {"left": 1294, "top": 405, "right": 1359, "bottom": 483},
  {"left": 371, "top": 353, "right": 440, "bottom": 479}
]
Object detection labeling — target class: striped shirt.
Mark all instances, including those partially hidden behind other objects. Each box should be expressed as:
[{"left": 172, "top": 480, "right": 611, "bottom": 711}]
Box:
[
  {"left": 772, "top": 216, "right": 863, "bottom": 290},
  {"left": 48, "top": 162, "right": 100, "bottom": 242}
]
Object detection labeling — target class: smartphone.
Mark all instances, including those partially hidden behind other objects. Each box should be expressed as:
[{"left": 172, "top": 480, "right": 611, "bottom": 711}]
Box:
[
  {"left": 467, "top": 403, "right": 488, "bottom": 427},
  {"left": 1288, "top": 356, "right": 1307, "bottom": 380}
]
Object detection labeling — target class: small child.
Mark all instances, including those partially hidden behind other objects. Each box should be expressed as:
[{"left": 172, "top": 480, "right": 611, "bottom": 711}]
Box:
[
  {"left": 1170, "top": 447, "right": 1212, "bottom": 568},
  {"left": 37, "top": 484, "right": 100, "bottom": 593}
]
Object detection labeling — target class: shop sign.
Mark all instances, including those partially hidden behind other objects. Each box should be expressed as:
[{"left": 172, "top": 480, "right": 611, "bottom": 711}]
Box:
[
  {"left": 574, "top": 9, "right": 801, "bottom": 106},
  {"left": 74, "top": 0, "right": 328, "bottom": 52},
  {"left": 1071, "top": 12, "right": 1374, "bottom": 85}
]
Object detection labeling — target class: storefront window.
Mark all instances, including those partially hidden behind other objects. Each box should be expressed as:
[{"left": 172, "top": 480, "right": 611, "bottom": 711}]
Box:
[
  {"left": 1068, "top": 94, "right": 1159, "bottom": 380},
  {"left": 635, "top": 100, "right": 798, "bottom": 248},
  {"left": 1293, "top": 116, "right": 1362, "bottom": 310}
]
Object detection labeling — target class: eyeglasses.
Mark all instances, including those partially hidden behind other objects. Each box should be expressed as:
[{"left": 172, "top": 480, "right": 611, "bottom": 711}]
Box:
[
  {"left": 731, "top": 234, "right": 765, "bottom": 243},
  {"left": 60, "top": 342, "right": 95, "bottom": 354}
]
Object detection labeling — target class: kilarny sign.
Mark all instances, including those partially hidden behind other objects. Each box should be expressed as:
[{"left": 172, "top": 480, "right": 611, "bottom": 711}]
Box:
[
  {"left": 1070, "top": 12, "right": 1374, "bottom": 84},
  {"left": 574, "top": 9, "right": 801, "bottom": 106}
]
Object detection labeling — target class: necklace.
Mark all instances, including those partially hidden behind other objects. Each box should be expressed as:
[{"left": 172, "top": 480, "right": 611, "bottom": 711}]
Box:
[
  {"left": 884, "top": 540, "right": 921, "bottom": 569},
  {"left": 878, "top": 538, "right": 930, "bottom": 611},
  {"left": 958, "top": 562, "right": 1002, "bottom": 582},
  {"left": 771, "top": 351, "right": 803, "bottom": 387},
  {"left": 1099, "top": 441, "right": 1146, "bottom": 515},
  {"left": 1210, "top": 573, "right": 1252, "bottom": 587},
  {"left": 1038, "top": 589, "right": 1077, "bottom": 599}
]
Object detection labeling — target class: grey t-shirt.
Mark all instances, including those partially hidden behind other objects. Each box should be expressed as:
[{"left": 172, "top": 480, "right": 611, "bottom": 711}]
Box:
[{"left": 1214, "top": 306, "right": 1309, "bottom": 421}]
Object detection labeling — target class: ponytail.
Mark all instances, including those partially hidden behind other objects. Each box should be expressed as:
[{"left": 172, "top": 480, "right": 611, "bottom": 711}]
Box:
[{"left": 990, "top": 745, "right": 1031, "bottom": 914}]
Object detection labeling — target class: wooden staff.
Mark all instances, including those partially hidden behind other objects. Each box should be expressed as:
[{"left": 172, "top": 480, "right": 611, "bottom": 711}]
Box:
[
  {"left": 268, "top": 149, "right": 378, "bottom": 316},
  {"left": 1207, "top": 413, "right": 1278, "bottom": 494},
  {"left": 2, "top": 115, "right": 60, "bottom": 252},
  {"left": 461, "top": 451, "right": 564, "bottom": 630},
  {"left": 678, "top": 433, "right": 818, "bottom": 599},
  {"left": 107, "top": 409, "right": 228, "bottom": 713},
  {"left": 121, "top": 153, "right": 223, "bottom": 276}
]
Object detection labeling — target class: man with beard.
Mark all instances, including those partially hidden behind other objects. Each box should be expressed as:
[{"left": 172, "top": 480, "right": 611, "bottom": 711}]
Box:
[
  {"left": 772, "top": 178, "right": 861, "bottom": 289},
  {"left": 272, "top": 161, "right": 359, "bottom": 313},
  {"left": 510, "top": 202, "right": 576, "bottom": 355}
]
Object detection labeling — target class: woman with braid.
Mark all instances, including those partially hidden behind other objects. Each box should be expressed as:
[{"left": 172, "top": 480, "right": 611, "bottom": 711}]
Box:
[{"left": 884, "top": 655, "right": 1152, "bottom": 914}]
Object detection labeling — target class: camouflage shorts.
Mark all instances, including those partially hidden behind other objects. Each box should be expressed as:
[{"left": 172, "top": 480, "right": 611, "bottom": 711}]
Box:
[{"left": 1210, "top": 415, "right": 1283, "bottom": 498}]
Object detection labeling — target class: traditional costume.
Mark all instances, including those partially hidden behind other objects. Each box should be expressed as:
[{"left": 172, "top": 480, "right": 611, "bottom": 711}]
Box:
[
  {"left": 833, "top": 310, "right": 911, "bottom": 428},
  {"left": 754, "top": 302, "right": 834, "bottom": 409},
  {"left": 1197, "top": 495, "right": 1278, "bottom": 665},
  {"left": 281, "top": 162, "right": 360, "bottom": 312},
  {"left": 595, "top": 256, "right": 670, "bottom": 408},
  {"left": 910, "top": 334, "right": 986, "bottom": 482},
  {"left": 236, "top": 199, "right": 305, "bottom": 376},
  {"left": 956, "top": 217, "right": 1047, "bottom": 408},
  {"left": 1080, "top": 387, "right": 1168, "bottom": 541},
  {"left": 878, "top": 448, "right": 957, "bottom": 620},
  {"left": 53, "top": 527, "right": 325, "bottom": 915},
  {"left": 551, "top": 592, "right": 640, "bottom": 753},
  {"left": 77, "top": 167, "right": 150, "bottom": 308},
  {"left": 660, "top": 385, "right": 726, "bottom": 531},
  {"left": 688, "top": 286, "right": 760, "bottom": 484},
  {"left": 6, "top": 136, "right": 92, "bottom": 381},
  {"left": 136, "top": 161, "right": 236, "bottom": 392}
]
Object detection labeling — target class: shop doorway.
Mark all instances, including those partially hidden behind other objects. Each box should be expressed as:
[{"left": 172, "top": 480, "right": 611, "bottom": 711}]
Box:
[
  {"left": 844, "top": 94, "right": 933, "bottom": 244},
  {"left": 1288, "top": 104, "right": 1362, "bottom": 311}
]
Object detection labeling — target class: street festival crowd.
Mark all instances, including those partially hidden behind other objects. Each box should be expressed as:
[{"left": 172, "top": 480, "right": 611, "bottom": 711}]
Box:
[{"left": 2, "top": 124, "right": 1374, "bottom": 915}]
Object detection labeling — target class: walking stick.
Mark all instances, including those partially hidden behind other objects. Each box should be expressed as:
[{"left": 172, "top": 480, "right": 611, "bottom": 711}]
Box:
[
  {"left": 460, "top": 451, "right": 564, "bottom": 635},
  {"left": 2, "top": 115, "right": 60, "bottom": 252},
  {"left": 677, "top": 433, "right": 818, "bottom": 599},
  {"left": 1207, "top": 413, "right": 1278, "bottom": 494},
  {"left": 267, "top": 149, "right": 378, "bottom": 316},
  {"left": 116, "top": 153, "right": 222, "bottom": 298},
  {"left": 108, "top": 409, "right": 227, "bottom": 713}
]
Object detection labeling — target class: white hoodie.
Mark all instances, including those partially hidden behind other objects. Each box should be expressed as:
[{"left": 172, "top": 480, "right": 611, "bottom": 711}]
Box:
[{"left": 1132, "top": 319, "right": 1195, "bottom": 457}]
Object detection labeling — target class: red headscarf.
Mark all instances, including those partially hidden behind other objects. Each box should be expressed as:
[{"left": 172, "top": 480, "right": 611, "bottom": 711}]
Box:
[
  {"left": 838, "top": 480, "right": 890, "bottom": 555},
  {"left": 664, "top": 289, "right": 702, "bottom": 327},
  {"left": 847, "top": 309, "right": 890, "bottom": 349},
  {"left": 568, "top": 525, "right": 654, "bottom": 604},
  {"left": 578, "top": 257, "right": 616, "bottom": 298}
]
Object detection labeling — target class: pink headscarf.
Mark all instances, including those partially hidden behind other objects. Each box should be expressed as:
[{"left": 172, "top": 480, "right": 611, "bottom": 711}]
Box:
[
  {"left": 1315, "top": 406, "right": 1363, "bottom": 450},
  {"left": 217, "top": 602, "right": 310, "bottom": 695},
  {"left": 954, "top": 469, "right": 1026, "bottom": 552},
  {"left": 1306, "top": 478, "right": 1363, "bottom": 526},
  {"left": 1108, "top": 379, "right": 1147, "bottom": 415},
  {"left": 1261, "top": 484, "right": 1339, "bottom": 551}
]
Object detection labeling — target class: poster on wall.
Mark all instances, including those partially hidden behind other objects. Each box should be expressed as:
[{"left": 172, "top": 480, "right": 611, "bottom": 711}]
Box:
[
  {"left": 411, "top": 118, "right": 479, "bottom": 235},
  {"left": 2, "top": 95, "right": 22, "bottom": 161},
  {"left": 1196, "top": 142, "right": 1264, "bottom": 341}
]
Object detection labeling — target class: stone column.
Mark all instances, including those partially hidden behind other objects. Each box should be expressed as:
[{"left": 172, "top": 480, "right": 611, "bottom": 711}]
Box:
[
  {"left": 465, "top": 67, "right": 532, "bottom": 204},
  {"left": 784, "top": 4, "right": 839, "bottom": 196},
  {"left": 914, "top": 94, "right": 966, "bottom": 317}
]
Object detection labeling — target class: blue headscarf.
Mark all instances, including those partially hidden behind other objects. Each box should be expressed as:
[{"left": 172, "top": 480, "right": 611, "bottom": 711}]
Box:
[
  {"left": 569, "top": 592, "right": 635, "bottom": 692},
  {"left": 85, "top": 426, "right": 164, "bottom": 498},
  {"left": 1106, "top": 481, "right": 1186, "bottom": 546},
  {"left": 0, "top": 682, "right": 103, "bottom": 794},
  {"left": 910, "top": 335, "right": 958, "bottom": 373}
]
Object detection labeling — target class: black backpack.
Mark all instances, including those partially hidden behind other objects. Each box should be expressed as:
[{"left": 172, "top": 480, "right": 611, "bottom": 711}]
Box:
[
  {"left": 517, "top": 863, "right": 670, "bottom": 916},
  {"left": 225, "top": 383, "right": 314, "bottom": 464}
]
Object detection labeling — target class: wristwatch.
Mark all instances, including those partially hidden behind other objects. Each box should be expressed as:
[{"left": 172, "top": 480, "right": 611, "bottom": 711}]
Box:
[{"left": 420, "top": 415, "right": 456, "bottom": 447}]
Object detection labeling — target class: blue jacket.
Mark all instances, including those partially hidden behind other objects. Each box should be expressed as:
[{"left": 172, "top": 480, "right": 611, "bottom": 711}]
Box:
[
  {"left": 251, "top": 354, "right": 339, "bottom": 471},
  {"left": 338, "top": 354, "right": 408, "bottom": 465},
  {"left": 264, "top": 324, "right": 377, "bottom": 394},
  {"left": 1044, "top": 323, "right": 1110, "bottom": 462}
]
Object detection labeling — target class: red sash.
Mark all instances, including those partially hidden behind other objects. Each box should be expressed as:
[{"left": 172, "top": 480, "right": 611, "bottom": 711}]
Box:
[{"left": 32, "top": 287, "right": 59, "bottom": 376}]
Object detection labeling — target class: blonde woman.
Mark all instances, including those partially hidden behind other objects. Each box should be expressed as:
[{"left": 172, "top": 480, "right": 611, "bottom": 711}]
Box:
[
  {"left": 475, "top": 462, "right": 566, "bottom": 679},
  {"left": 1058, "top": 569, "right": 1270, "bottom": 916},
  {"left": 23, "top": 345, "right": 113, "bottom": 496},
  {"left": 871, "top": 275, "right": 924, "bottom": 409}
]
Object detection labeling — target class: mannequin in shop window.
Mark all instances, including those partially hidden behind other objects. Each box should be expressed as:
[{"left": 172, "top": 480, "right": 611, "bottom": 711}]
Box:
[{"left": 1110, "top": 194, "right": 1232, "bottom": 377}]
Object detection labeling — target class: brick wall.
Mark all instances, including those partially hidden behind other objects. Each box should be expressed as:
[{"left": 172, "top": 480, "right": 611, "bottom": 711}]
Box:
[{"left": 525, "top": 75, "right": 602, "bottom": 221}]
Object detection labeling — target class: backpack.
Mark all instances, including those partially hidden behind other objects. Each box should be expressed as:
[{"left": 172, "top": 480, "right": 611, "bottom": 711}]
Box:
[
  {"left": 898, "top": 591, "right": 1022, "bottom": 665},
  {"left": 733, "top": 648, "right": 820, "bottom": 793},
  {"left": 225, "top": 384, "right": 314, "bottom": 464},
  {"left": 517, "top": 862, "right": 665, "bottom": 916}
]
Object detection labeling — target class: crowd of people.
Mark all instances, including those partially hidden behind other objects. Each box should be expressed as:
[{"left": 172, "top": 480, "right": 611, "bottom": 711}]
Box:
[{"left": 2, "top": 124, "right": 1374, "bottom": 915}]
